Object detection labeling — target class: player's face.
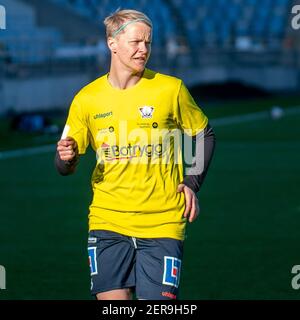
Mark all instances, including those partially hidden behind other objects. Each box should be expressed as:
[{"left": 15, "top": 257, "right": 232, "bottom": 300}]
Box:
[{"left": 111, "top": 22, "right": 152, "bottom": 74}]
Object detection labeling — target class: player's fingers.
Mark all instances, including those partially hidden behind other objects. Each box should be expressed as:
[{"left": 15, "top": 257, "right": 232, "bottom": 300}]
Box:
[
  {"left": 57, "top": 139, "right": 70, "bottom": 147},
  {"left": 60, "top": 147, "right": 76, "bottom": 155},
  {"left": 57, "top": 145, "right": 73, "bottom": 152},
  {"left": 60, "top": 154, "right": 74, "bottom": 161},
  {"left": 188, "top": 196, "right": 195, "bottom": 222},
  {"left": 183, "top": 187, "right": 192, "bottom": 218},
  {"left": 58, "top": 138, "right": 76, "bottom": 148},
  {"left": 177, "top": 184, "right": 185, "bottom": 193},
  {"left": 57, "top": 148, "right": 74, "bottom": 156},
  {"left": 58, "top": 150, "right": 76, "bottom": 160},
  {"left": 189, "top": 195, "right": 198, "bottom": 223},
  {"left": 59, "top": 149, "right": 75, "bottom": 156},
  {"left": 57, "top": 138, "right": 77, "bottom": 152},
  {"left": 66, "top": 137, "right": 78, "bottom": 148}
]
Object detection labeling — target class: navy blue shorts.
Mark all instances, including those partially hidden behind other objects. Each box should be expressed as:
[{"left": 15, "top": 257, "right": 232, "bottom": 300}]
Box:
[{"left": 87, "top": 230, "right": 184, "bottom": 300}]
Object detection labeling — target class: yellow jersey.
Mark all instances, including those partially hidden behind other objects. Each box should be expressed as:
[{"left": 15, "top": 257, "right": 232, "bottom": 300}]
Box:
[{"left": 64, "top": 68, "right": 208, "bottom": 240}]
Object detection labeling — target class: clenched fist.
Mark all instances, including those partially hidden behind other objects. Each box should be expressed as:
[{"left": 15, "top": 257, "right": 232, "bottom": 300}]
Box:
[{"left": 57, "top": 137, "right": 78, "bottom": 162}]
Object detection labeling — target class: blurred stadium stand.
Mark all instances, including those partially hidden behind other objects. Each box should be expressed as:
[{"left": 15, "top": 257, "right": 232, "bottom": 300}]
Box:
[
  {"left": 0, "top": 0, "right": 299, "bottom": 114},
  {"left": 0, "top": 0, "right": 62, "bottom": 63}
]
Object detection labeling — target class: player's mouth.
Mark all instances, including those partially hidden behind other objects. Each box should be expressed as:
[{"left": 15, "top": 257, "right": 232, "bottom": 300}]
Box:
[{"left": 134, "top": 57, "right": 146, "bottom": 63}]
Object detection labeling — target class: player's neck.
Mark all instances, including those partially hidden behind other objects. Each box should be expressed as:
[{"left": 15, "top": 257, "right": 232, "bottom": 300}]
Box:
[{"left": 108, "top": 64, "right": 144, "bottom": 90}]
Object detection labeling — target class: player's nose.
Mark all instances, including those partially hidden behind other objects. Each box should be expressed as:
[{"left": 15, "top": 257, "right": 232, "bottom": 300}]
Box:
[{"left": 138, "top": 41, "right": 149, "bottom": 54}]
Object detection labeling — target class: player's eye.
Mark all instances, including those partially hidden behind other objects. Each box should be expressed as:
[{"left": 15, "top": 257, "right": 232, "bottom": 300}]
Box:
[{"left": 129, "top": 40, "right": 139, "bottom": 45}]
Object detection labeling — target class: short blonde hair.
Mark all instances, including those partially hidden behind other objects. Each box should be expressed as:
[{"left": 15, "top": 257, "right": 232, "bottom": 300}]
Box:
[{"left": 104, "top": 9, "right": 152, "bottom": 38}]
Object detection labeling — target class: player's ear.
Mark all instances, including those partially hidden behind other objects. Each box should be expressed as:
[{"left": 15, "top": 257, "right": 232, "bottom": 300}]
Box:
[{"left": 107, "top": 37, "right": 117, "bottom": 54}]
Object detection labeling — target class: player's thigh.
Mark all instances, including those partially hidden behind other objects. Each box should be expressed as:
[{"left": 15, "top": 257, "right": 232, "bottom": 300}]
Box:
[
  {"left": 88, "top": 230, "right": 136, "bottom": 297},
  {"left": 96, "top": 288, "right": 133, "bottom": 300},
  {"left": 135, "top": 238, "right": 183, "bottom": 300}
]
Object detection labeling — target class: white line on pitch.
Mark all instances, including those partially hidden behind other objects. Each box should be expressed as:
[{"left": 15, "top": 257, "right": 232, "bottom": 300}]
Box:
[
  {"left": 0, "top": 144, "right": 55, "bottom": 160},
  {"left": 210, "top": 105, "right": 300, "bottom": 126}
]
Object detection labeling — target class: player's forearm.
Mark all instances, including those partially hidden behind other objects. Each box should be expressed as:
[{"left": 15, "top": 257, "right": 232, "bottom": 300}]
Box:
[
  {"left": 54, "top": 151, "right": 78, "bottom": 176},
  {"left": 182, "top": 123, "right": 216, "bottom": 193}
]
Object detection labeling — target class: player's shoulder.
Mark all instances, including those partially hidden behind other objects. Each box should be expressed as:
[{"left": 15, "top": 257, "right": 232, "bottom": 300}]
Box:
[
  {"left": 73, "top": 74, "right": 108, "bottom": 101},
  {"left": 145, "top": 68, "right": 183, "bottom": 89}
]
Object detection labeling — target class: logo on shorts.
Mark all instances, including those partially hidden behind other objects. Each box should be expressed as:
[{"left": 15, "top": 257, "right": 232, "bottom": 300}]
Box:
[
  {"left": 162, "top": 256, "right": 181, "bottom": 288},
  {"left": 139, "top": 106, "right": 154, "bottom": 119},
  {"left": 88, "top": 237, "right": 97, "bottom": 243},
  {"left": 88, "top": 247, "right": 98, "bottom": 275},
  {"left": 161, "top": 291, "right": 177, "bottom": 299}
]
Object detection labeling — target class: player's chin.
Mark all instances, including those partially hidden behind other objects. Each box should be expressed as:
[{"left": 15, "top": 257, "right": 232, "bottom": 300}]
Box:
[{"left": 132, "top": 60, "right": 147, "bottom": 72}]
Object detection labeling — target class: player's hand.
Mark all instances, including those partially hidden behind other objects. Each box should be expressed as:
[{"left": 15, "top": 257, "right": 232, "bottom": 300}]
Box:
[
  {"left": 177, "top": 184, "right": 200, "bottom": 223},
  {"left": 57, "top": 137, "right": 78, "bottom": 162}
]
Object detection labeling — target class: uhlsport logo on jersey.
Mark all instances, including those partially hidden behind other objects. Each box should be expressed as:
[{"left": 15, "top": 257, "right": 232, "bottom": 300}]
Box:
[
  {"left": 139, "top": 106, "right": 154, "bottom": 118},
  {"left": 163, "top": 256, "right": 181, "bottom": 288},
  {"left": 93, "top": 111, "right": 113, "bottom": 120},
  {"left": 88, "top": 247, "right": 98, "bottom": 275}
]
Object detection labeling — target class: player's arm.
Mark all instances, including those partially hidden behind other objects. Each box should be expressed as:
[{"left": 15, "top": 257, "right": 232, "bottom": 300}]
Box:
[
  {"left": 55, "top": 136, "right": 79, "bottom": 176},
  {"left": 177, "top": 123, "right": 216, "bottom": 222},
  {"left": 182, "top": 123, "right": 216, "bottom": 193}
]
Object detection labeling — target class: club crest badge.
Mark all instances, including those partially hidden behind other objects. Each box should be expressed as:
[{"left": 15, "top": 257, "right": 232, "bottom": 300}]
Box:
[{"left": 139, "top": 106, "right": 154, "bottom": 119}]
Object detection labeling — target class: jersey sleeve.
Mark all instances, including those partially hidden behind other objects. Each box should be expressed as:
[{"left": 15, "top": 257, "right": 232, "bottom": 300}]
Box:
[
  {"left": 62, "top": 96, "right": 89, "bottom": 154},
  {"left": 174, "top": 81, "right": 208, "bottom": 136}
]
